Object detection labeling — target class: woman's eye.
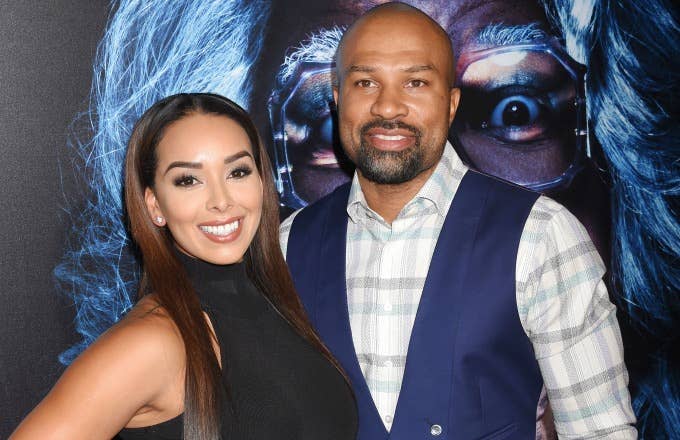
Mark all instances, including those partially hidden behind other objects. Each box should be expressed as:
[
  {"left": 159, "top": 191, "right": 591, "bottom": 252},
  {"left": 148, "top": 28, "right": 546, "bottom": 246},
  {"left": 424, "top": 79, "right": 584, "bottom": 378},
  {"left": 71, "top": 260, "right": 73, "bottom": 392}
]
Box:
[
  {"left": 230, "top": 166, "right": 253, "bottom": 179},
  {"left": 173, "top": 175, "right": 198, "bottom": 187}
]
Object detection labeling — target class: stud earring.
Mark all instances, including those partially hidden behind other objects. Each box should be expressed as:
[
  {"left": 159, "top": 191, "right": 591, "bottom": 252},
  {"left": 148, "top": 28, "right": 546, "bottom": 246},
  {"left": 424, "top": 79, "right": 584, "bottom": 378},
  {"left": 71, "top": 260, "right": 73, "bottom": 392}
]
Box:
[{"left": 155, "top": 216, "right": 165, "bottom": 225}]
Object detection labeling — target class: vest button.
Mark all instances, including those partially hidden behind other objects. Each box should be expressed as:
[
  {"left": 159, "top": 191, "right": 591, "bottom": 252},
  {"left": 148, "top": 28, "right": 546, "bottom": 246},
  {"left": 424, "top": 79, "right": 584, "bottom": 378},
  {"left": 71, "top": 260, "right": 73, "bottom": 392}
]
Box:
[{"left": 430, "top": 424, "right": 443, "bottom": 436}]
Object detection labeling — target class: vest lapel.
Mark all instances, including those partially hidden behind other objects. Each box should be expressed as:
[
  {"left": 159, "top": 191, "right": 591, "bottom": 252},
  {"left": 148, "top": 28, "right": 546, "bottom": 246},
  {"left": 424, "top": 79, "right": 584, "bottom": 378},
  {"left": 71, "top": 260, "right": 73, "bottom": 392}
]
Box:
[
  {"left": 390, "top": 172, "right": 490, "bottom": 439},
  {"left": 313, "top": 186, "right": 389, "bottom": 438}
]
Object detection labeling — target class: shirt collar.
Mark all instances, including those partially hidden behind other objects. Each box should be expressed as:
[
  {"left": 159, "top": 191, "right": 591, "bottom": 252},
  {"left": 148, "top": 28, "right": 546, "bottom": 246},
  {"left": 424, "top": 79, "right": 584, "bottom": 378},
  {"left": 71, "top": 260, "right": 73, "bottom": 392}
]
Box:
[{"left": 346, "top": 142, "right": 468, "bottom": 223}]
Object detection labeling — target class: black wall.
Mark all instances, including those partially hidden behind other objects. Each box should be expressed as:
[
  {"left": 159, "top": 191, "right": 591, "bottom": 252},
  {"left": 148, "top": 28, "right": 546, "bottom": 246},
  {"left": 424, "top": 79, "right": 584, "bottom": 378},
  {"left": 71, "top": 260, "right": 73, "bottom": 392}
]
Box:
[{"left": 0, "top": 2, "right": 109, "bottom": 436}]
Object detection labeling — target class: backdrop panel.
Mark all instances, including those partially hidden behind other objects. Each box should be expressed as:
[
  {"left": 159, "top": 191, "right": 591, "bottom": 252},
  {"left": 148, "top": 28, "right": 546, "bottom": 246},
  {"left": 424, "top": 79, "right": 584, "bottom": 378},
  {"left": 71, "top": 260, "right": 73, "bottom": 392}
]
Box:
[{"left": 2, "top": 1, "right": 678, "bottom": 438}]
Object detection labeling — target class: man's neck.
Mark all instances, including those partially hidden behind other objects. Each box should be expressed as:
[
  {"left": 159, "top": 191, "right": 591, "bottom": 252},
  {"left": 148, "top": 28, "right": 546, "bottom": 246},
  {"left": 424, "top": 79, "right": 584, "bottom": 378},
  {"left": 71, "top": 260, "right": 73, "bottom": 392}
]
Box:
[{"left": 357, "top": 165, "right": 437, "bottom": 224}]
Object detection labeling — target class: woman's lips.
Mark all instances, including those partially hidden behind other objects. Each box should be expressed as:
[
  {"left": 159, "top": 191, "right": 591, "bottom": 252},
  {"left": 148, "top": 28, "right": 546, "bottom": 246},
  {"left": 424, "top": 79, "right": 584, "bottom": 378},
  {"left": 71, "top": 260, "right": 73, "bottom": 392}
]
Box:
[{"left": 198, "top": 218, "right": 242, "bottom": 243}]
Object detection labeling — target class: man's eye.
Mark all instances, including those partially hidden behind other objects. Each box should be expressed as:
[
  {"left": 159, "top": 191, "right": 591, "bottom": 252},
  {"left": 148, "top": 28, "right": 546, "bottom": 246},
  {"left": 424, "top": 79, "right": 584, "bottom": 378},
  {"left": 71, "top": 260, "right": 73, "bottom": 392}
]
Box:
[
  {"left": 406, "top": 79, "right": 426, "bottom": 88},
  {"left": 173, "top": 175, "right": 198, "bottom": 187},
  {"left": 355, "top": 79, "right": 375, "bottom": 88}
]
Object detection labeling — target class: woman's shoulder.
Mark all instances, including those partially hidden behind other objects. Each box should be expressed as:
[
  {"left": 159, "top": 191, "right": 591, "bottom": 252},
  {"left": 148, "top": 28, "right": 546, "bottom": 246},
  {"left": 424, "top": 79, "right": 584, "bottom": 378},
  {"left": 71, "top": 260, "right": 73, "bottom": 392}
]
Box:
[
  {"left": 121, "top": 294, "right": 183, "bottom": 343},
  {"left": 94, "top": 295, "right": 187, "bottom": 388},
  {"left": 62, "top": 293, "right": 186, "bottom": 402},
  {"left": 76, "top": 294, "right": 184, "bottom": 367},
  {"left": 9, "top": 295, "right": 185, "bottom": 439}
]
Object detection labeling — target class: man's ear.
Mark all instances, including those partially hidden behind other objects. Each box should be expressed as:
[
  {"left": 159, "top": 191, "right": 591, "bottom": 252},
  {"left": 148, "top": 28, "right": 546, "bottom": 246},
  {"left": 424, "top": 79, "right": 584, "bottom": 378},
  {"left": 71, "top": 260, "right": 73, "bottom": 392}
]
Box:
[
  {"left": 449, "top": 87, "right": 461, "bottom": 125},
  {"left": 332, "top": 86, "right": 339, "bottom": 106},
  {"left": 331, "top": 64, "right": 340, "bottom": 106},
  {"left": 144, "top": 187, "right": 165, "bottom": 226}
]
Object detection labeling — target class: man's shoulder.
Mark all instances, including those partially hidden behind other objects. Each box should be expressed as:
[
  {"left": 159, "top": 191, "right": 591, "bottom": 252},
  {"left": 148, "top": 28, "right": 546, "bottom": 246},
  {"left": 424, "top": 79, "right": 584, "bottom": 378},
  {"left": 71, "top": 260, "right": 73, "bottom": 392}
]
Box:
[
  {"left": 284, "top": 182, "right": 352, "bottom": 226},
  {"left": 454, "top": 169, "right": 541, "bottom": 217},
  {"left": 458, "top": 170, "right": 583, "bottom": 239},
  {"left": 308, "top": 181, "right": 353, "bottom": 210},
  {"left": 279, "top": 181, "right": 352, "bottom": 255},
  {"left": 467, "top": 169, "right": 538, "bottom": 198}
]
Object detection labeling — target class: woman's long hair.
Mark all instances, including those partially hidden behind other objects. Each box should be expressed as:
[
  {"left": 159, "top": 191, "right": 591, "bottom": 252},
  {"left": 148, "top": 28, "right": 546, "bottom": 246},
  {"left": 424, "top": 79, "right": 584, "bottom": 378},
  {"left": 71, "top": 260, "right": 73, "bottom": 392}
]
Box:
[{"left": 124, "top": 93, "right": 344, "bottom": 440}]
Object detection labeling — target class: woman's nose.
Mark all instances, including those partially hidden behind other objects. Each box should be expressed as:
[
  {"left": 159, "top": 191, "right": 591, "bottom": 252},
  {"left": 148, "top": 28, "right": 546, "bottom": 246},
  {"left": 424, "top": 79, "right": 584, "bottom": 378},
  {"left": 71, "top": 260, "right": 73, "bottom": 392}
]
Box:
[{"left": 206, "top": 182, "right": 233, "bottom": 212}]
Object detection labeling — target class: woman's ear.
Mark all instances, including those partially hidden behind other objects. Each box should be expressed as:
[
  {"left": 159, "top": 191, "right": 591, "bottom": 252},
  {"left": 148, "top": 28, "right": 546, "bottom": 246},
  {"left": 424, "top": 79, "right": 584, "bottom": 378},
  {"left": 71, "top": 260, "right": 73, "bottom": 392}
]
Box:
[{"left": 144, "top": 187, "right": 166, "bottom": 226}]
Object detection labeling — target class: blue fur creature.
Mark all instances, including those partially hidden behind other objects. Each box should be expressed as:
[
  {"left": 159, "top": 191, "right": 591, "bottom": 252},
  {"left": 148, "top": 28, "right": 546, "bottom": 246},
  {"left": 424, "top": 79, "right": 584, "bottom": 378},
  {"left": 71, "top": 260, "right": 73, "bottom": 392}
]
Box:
[{"left": 54, "top": 0, "right": 270, "bottom": 363}]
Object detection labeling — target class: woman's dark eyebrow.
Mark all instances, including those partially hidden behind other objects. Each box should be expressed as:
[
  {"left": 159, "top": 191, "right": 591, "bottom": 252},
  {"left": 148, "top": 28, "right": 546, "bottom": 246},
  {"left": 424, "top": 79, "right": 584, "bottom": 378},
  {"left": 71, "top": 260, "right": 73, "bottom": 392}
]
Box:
[
  {"left": 164, "top": 150, "right": 253, "bottom": 175},
  {"left": 224, "top": 150, "right": 253, "bottom": 164},
  {"left": 164, "top": 161, "right": 201, "bottom": 175}
]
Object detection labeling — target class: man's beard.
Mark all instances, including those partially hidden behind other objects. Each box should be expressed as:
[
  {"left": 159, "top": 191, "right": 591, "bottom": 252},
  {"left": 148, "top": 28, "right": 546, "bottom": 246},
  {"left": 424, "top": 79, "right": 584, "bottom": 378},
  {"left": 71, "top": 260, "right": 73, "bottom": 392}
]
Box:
[{"left": 355, "top": 120, "right": 424, "bottom": 184}]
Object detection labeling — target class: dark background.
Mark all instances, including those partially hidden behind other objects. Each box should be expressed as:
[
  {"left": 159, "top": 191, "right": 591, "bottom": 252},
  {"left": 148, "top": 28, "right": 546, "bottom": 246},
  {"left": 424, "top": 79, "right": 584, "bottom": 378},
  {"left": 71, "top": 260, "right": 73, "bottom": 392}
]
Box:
[{"left": 0, "top": 1, "right": 109, "bottom": 436}]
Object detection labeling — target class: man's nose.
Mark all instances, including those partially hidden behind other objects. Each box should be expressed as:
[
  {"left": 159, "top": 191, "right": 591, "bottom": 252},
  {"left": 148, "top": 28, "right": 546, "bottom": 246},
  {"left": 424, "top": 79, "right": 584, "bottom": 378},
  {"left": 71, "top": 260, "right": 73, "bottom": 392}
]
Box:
[{"left": 370, "top": 85, "right": 408, "bottom": 120}]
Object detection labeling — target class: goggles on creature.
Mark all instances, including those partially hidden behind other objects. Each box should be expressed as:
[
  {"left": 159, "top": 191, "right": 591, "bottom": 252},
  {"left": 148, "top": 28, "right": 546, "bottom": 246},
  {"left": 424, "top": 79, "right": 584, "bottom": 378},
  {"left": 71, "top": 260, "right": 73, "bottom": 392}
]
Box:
[
  {"left": 268, "top": 62, "right": 338, "bottom": 210},
  {"left": 453, "top": 37, "right": 589, "bottom": 191},
  {"left": 268, "top": 38, "right": 589, "bottom": 209}
]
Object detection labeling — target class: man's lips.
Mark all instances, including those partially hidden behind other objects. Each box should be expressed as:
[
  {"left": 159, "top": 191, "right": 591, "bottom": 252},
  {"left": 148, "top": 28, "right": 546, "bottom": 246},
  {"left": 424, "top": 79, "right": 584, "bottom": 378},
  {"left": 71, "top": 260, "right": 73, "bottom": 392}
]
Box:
[{"left": 364, "top": 128, "right": 416, "bottom": 151}]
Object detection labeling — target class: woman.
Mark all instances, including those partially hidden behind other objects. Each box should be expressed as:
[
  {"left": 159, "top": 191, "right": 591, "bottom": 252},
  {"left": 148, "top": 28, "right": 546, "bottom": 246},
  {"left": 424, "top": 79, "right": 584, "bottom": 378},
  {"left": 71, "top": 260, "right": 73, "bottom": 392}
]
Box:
[{"left": 12, "top": 93, "right": 357, "bottom": 440}]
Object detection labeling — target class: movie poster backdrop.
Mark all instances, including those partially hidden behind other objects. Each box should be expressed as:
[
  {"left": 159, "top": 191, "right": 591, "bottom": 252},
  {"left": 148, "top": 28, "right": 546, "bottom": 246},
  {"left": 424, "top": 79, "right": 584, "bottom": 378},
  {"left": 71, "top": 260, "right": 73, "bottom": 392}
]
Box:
[{"left": 2, "top": 1, "right": 677, "bottom": 438}]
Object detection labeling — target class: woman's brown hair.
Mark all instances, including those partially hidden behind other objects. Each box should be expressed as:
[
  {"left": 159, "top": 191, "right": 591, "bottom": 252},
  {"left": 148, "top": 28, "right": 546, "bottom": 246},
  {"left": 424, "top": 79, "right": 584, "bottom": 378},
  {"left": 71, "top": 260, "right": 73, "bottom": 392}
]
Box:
[{"left": 124, "top": 93, "right": 345, "bottom": 440}]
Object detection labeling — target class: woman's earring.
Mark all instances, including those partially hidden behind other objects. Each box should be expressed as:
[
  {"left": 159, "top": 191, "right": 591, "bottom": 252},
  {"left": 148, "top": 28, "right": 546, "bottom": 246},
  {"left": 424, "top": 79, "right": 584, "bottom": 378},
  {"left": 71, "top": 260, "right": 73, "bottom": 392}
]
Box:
[{"left": 155, "top": 216, "right": 165, "bottom": 226}]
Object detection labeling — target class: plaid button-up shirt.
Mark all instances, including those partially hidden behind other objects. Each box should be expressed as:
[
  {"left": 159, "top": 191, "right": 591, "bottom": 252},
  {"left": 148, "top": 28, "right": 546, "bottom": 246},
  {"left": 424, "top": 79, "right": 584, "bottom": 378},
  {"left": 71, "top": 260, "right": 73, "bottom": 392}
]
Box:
[{"left": 280, "top": 144, "right": 636, "bottom": 438}]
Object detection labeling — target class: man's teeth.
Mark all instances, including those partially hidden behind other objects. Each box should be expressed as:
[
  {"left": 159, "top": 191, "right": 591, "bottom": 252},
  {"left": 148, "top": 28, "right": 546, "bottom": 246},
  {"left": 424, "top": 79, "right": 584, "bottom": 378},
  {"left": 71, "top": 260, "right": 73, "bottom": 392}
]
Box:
[
  {"left": 200, "top": 221, "right": 239, "bottom": 236},
  {"left": 374, "top": 134, "right": 406, "bottom": 140}
]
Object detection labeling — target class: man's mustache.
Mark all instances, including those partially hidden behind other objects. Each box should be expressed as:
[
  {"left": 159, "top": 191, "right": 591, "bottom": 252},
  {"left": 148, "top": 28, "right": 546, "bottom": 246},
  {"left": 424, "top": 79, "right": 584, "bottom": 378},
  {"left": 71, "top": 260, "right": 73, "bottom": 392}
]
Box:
[{"left": 360, "top": 120, "right": 421, "bottom": 137}]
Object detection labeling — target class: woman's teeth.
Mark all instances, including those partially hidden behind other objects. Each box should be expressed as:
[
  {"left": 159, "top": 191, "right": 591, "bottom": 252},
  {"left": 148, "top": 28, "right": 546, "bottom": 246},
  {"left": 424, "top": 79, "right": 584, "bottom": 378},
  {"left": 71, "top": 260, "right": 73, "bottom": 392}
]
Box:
[{"left": 200, "top": 220, "right": 239, "bottom": 236}]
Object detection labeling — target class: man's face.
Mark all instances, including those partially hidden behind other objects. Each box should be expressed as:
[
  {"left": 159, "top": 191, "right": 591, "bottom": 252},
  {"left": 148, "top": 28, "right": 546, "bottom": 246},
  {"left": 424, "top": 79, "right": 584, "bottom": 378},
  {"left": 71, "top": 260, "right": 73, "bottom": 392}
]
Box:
[{"left": 333, "top": 10, "right": 458, "bottom": 185}]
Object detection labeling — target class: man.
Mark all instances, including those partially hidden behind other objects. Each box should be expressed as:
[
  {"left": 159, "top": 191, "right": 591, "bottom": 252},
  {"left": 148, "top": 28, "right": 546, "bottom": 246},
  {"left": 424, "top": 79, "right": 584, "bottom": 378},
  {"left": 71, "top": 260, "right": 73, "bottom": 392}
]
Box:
[{"left": 280, "top": 3, "right": 637, "bottom": 439}]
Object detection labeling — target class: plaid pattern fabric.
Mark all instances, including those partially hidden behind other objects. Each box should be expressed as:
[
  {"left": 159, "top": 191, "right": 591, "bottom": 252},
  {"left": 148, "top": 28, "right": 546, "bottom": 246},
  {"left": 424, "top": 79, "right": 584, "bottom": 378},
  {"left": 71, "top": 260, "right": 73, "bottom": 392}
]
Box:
[
  {"left": 280, "top": 145, "right": 636, "bottom": 438},
  {"left": 517, "top": 199, "right": 636, "bottom": 438}
]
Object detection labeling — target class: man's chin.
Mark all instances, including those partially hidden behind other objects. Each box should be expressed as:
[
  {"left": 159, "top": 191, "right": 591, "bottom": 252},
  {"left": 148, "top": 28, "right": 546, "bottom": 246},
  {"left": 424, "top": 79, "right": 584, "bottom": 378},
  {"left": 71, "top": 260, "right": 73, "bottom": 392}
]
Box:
[
  {"left": 357, "top": 158, "right": 422, "bottom": 185},
  {"left": 354, "top": 141, "right": 421, "bottom": 183}
]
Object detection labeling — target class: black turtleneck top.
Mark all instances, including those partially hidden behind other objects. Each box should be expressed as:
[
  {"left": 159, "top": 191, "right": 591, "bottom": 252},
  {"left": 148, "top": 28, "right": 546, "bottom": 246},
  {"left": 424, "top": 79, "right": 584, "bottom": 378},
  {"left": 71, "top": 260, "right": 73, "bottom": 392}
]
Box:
[{"left": 118, "top": 255, "right": 357, "bottom": 440}]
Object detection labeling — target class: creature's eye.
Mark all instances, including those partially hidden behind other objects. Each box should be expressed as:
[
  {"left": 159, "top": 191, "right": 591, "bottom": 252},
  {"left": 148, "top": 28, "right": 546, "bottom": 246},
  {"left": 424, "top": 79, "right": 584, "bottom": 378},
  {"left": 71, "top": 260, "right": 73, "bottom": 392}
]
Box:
[
  {"left": 456, "top": 84, "right": 563, "bottom": 144},
  {"left": 488, "top": 94, "right": 542, "bottom": 133}
]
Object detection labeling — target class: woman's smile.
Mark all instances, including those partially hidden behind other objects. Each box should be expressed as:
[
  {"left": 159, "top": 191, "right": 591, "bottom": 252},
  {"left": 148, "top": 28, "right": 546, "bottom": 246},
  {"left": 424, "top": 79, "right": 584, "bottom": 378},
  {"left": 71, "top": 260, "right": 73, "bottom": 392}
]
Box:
[{"left": 198, "top": 218, "right": 242, "bottom": 242}]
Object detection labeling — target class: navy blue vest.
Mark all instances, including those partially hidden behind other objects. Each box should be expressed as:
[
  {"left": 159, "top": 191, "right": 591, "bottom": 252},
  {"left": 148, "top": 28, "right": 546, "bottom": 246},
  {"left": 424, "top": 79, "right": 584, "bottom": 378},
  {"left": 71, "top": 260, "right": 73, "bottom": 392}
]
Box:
[{"left": 287, "top": 171, "right": 543, "bottom": 440}]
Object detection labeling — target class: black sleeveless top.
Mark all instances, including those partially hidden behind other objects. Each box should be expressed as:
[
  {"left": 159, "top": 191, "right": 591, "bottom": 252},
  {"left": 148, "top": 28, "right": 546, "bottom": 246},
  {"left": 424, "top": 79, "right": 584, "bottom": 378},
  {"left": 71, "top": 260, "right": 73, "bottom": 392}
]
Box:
[{"left": 118, "top": 255, "right": 357, "bottom": 439}]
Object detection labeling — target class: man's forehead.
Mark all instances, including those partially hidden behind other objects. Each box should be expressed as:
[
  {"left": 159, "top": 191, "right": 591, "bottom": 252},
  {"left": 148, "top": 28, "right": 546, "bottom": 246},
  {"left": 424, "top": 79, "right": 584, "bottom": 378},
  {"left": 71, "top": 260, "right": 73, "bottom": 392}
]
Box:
[
  {"left": 342, "top": 50, "right": 441, "bottom": 71},
  {"left": 340, "top": 17, "right": 450, "bottom": 62}
]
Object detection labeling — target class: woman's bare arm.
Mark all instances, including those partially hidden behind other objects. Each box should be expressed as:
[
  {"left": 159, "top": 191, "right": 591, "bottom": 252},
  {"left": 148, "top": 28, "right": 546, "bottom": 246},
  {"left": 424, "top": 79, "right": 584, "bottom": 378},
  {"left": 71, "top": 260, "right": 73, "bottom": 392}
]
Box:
[{"left": 10, "top": 298, "right": 186, "bottom": 440}]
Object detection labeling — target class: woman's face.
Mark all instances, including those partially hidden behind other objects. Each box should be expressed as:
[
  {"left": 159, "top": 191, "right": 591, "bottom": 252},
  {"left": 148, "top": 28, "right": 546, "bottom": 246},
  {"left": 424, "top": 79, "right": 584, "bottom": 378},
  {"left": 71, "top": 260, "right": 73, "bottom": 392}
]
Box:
[{"left": 145, "top": 113, "right": 263, "bottom": 265}]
